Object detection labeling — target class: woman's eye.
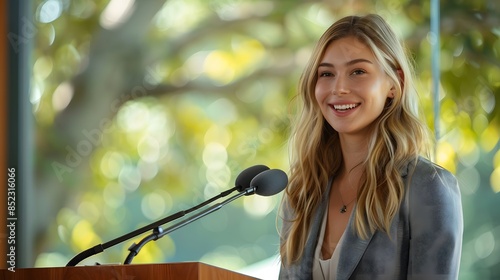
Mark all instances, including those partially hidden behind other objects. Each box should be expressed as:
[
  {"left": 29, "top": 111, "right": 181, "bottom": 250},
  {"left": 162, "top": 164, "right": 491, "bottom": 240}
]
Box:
[
  {"left": 319, "top": 72, "right": 333, "bottom": 77},
  {"left": 352, "top": 69, "right": 366, "bottom": 75}
]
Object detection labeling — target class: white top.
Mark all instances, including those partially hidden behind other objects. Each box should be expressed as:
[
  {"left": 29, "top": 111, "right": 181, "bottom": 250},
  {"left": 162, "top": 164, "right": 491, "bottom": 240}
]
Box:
[{"left": 312, "top": 205, "right": 346, "bottom": 280}]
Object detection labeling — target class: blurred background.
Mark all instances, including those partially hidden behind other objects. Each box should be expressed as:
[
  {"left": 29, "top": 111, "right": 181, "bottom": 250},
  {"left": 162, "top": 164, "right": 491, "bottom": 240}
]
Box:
[{"left": 4, "top": 0, "right": 500, "bottom": 279}]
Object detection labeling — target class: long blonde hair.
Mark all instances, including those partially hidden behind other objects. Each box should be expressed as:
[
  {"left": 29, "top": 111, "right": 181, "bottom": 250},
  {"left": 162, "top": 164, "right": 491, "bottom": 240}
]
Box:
[{"left": 280, "top": 14, "right": 432, "bottom": 265}]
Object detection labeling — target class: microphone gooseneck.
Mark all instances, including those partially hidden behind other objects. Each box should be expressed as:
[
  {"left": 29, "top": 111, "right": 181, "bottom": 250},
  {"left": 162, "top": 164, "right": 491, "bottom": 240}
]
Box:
[
  {"left": 66, "top": 164, "right": 270, "bottom": 267},
  {"left": 123, "top": 168, "right": 288, "bottom": 265}
]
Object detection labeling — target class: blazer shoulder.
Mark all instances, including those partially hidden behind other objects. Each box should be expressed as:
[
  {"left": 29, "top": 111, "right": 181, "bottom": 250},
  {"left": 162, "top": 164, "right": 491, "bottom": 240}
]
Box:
[
  {"left": 404, "top": 156, "right": 461, "bottom": 209},
  {"left": 408, "top": 157, "right": 457, "bottom": 185}
]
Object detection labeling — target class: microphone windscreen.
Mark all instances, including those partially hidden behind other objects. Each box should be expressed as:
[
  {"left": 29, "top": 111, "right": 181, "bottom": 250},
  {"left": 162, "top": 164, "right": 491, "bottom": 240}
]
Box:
[
  {"left": 250, "top": 169, "right": 288, "bottom": 196},
  {"left": 235, "top": 165, "right": 270, "bottom": 191}
]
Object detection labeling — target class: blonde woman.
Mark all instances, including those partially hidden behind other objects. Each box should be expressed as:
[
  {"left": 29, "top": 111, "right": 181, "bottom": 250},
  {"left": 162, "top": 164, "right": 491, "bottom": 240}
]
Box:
[{"left": 279, "top": 14, "right": 463, "bottom": 279}]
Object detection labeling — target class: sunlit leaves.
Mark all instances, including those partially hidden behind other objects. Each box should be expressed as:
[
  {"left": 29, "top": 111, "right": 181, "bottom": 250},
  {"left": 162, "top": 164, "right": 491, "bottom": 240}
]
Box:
[
  {"left": 71, "top": 220, "right": 102, "bottom": 252},
  {"left": 52, "top": 82, "right": 73, "bottom": 112},
  {"left": 481, "top": 121, "right": 500, "bottom": 152},
  {"left": 141, "top": 191, "right": 172, "bottom": 220},
  {"left": 152, "top": 0, "right": 211, "bottom": 35},
  {"left": 491, "top": 168, "right": 500, "bottom": 193},
  {"left": 493, "top": 150, "right": 500, "bottom": 193},
  {"left": 204, "top": 38, "right": 266, "bottom": 85},
  {"left": 132, "top": 240, "right": 171, "bottom": 264},
  {"left": 36, "top": 0, "right": 63, "bottom": 23},
  {"left": 99, "top": 0, "right": 135, "bottom": 30},
  {"left": 437, "top": 141, "right": 456, "bottom": 173}
]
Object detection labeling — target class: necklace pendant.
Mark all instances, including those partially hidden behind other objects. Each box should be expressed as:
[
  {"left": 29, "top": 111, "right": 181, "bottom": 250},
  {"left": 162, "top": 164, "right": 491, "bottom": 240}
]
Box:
[{"left": 340, "top": 205, "right": 347, "bottom": 213}]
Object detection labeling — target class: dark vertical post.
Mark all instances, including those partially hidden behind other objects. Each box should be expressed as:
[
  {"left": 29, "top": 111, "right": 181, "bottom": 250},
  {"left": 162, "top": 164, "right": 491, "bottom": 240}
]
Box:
[
  {"left": 7, "top": 0, "right": 35, "bottom": 267},
  {"left": 0, "top": 0, "right": 8, "bottom": 269},
  {"left": 431, "top": 0, "right": 441, "bottom": 156}
]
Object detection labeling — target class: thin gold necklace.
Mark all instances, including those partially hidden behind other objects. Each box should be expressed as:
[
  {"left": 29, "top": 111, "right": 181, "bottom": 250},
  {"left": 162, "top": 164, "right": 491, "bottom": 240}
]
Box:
[
  {"left": 337, "top": 163, "right": 362, "bottom": 213},
  {"left": 338, "top": 189, "right": 356, "bottom": 213}
]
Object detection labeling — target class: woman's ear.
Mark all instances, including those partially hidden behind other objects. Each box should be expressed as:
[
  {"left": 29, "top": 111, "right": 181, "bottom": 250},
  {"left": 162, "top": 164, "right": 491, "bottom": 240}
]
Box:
[
  {"left": 389, "top": 69, "right": 404, "bottom": 98},
  {"left": 388, "top": 87, "right": 395, "bottom": 98}
]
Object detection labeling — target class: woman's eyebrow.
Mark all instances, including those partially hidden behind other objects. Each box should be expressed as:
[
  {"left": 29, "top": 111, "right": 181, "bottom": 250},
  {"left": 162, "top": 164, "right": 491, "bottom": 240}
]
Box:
[
  {"left": 318, "top": 58, "right": 373, "bottom": 68},
  {"left": 346, "top": 58, "right": 373, "bottom": 66}
]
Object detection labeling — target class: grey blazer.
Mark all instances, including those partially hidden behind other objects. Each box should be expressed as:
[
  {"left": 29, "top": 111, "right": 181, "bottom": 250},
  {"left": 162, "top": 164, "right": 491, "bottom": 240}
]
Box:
[{"left": 279, "top": 157, "right": 463, "bottom": 280}]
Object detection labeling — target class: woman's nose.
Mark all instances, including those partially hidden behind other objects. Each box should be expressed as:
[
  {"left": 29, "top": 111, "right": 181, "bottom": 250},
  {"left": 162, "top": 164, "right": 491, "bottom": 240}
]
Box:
[{"left": 331, "top": 75, "right": 350, "bottom": 95}]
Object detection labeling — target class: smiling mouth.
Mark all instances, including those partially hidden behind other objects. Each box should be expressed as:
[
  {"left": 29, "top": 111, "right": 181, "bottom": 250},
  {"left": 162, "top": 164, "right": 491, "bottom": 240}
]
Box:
[{"left": 332, "top": 103, "right": 360, "bottom": 112}]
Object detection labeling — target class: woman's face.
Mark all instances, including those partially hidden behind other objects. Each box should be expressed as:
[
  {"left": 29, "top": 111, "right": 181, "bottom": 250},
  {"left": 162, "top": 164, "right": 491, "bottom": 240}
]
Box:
[{"left": 315, "top": 36, "right": 394, "bottom": 138}]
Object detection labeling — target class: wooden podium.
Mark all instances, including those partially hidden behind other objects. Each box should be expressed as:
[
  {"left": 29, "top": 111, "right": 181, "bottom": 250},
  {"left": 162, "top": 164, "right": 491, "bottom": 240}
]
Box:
[{"left": 0, "top": 262, "right": 260, "bottom": 280}]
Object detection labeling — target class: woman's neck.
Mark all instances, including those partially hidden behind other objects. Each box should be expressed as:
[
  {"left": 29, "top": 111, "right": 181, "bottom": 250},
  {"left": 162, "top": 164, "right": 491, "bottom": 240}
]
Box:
[{"left": 338, "top": 133, "right": 369, "bottom": 172}]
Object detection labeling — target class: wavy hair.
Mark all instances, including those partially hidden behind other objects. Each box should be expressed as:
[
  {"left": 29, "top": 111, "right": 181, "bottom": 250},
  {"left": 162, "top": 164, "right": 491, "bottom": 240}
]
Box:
[{"left": 280, "top": 14, "right": 432, "bottom": 265}]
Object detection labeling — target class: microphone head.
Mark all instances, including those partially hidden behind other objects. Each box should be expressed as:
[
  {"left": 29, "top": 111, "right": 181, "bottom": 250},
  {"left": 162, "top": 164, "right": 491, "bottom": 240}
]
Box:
[
  {"left": 249, "top": 169, "right": 288, "bottom": 196},
  {"left": 235, "top": 165, "right": 270, "bottom": 191}
]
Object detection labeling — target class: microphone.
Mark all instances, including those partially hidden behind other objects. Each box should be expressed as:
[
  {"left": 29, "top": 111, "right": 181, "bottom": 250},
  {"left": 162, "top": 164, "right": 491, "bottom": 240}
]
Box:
[
  {"left": 247, "top": 169, "right": 288, "bottom": 196},
  {"left": 188, "top": 164, "right": 269, "bottom": 211},
  {"left": 66, "top": 164, "right": 269, "bottom": 267},
  {"left": 235, "top": 164, "right": 269, "bottom": 192},
  {"left": 123, "top": 168, "right": 288, "bottom": 264}
]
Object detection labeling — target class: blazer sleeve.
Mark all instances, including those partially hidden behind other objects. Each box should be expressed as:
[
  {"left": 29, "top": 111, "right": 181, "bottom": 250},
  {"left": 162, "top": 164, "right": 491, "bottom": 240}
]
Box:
[
  {"left": 278, "top": 191, "right": 330, "bottom": 279},
  {"left": 278, "top": 195, "right": 295, "bottom": 279},
  {"left": 407, "top": 160, "right": 463, "bottom": 280}
]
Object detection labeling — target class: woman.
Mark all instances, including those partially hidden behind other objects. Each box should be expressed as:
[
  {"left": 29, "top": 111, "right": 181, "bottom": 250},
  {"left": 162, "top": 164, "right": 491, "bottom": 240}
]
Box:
[{"left": 278, "top": 14, "right": 463, "bottom": 279}]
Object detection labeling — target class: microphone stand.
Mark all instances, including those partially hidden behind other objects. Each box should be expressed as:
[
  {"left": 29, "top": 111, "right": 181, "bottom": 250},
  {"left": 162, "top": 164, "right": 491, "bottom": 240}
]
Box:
[
  {"left": 123, "top": 187, "right": 256, "bottom": 264},
  {"left": 66, "top": 186, "right": 240, "bottom": 266}
]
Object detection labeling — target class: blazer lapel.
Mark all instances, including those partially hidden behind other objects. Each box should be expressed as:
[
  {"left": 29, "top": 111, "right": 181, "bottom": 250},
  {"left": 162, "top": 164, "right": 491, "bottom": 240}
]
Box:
[
  {"left": 335, "top": 158, "right": 413, "bottom": 279},
  {"left": 336, "top": 207, "right": 375, "bottom": 280}
]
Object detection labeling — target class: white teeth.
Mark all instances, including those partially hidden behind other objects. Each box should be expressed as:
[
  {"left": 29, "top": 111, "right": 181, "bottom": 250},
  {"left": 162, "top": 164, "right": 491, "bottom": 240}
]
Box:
[{"left": 333, "top": 104, "right": 358, "bottom": 110}]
